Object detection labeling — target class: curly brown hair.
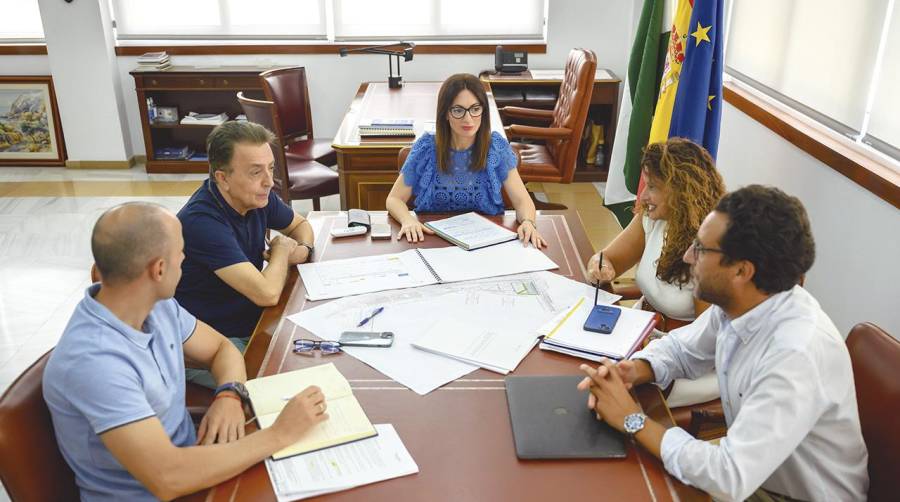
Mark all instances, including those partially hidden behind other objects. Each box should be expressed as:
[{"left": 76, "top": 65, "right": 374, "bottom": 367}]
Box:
[{"left": 640, "top": 137, "right": 725, "bottom": 287}]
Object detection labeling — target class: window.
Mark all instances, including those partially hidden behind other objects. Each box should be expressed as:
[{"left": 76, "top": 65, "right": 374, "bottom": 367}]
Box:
[
  {"left": 111, "top": 0, "right": 327, "bottom": 40},
  {"left": 0, "top": 0, "right": 44, "bottom": 43},
  {"left": 725, "top": 0, "right": 900, "bottom": 163},
  {"left": 332, "top": 0, "right": 546, "bottom": 41},
  {"left": 110, "top": 0, "right": 546, "bottom": 42}
]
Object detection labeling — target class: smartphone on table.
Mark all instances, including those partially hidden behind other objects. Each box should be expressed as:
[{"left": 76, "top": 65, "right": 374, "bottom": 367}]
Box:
[
  {"left": 338, "top": 331, "right": 395, "bottom": 347},
  {"left": 583, "top": 305, "right": 621, "bottom": 334}
]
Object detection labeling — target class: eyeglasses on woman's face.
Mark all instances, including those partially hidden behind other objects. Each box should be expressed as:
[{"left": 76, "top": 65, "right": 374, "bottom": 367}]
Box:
[{"left": 448, "top": 103, "right": 484, "bottom": 119}]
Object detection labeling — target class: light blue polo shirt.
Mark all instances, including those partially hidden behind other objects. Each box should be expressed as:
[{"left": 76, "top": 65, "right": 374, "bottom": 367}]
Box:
[{"left": 43, "top": 284, "right": 198, "bottom": 501}]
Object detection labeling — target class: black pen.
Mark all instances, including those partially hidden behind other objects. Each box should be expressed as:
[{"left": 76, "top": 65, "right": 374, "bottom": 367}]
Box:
[{"left": 594, "top": 251, "right": 603, "bottom": 305}]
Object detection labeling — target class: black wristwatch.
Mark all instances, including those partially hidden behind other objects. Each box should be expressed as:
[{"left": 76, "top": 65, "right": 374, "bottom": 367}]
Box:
[
  {"left": 300, "top": 243, "right": 314, "bottom": 258},
  {"left": 214, "top": 381, "right": 250, "bottom": 404}
]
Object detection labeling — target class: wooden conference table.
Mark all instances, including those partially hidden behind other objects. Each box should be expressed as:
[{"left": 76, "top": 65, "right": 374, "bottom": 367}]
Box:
[
  {"left": 186, "top": 211, "right": 708, "bottom": 502},
  {"left": 331, "top": 82, "right": 506, "bottom": 211}
]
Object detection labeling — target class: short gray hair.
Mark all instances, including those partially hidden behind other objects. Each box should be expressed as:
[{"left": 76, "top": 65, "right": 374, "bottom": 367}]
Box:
[
  {"left": 91, "top": 202, "right": 171, "bottom": 285},
  {"left": 206, "top": 121, "right": 275, "bottom": 177}
]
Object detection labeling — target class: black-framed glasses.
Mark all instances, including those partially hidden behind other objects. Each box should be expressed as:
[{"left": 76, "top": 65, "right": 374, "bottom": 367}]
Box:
[
  {"left": 690, "top": 238, "right": 725, "bottom": 260},
  {"left": 448, "top": 103, "right": 484, "bottom": 119},
  {"left": 293, "top": 339, "right": 342, "bottom": 354}
]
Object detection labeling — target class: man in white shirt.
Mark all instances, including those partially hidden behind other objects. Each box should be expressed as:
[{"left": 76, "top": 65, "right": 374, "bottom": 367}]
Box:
[{"left": 578, "top": 185, "right": 868, "bottom": 501}]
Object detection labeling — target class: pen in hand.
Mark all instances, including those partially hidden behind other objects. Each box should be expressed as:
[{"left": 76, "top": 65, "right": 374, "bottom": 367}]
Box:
[
  {"left": 357, "top": 306, "right": 385, "bottom": 327},
  {"left": 593, "top": 252, "right": 603, "bottom": 305}
]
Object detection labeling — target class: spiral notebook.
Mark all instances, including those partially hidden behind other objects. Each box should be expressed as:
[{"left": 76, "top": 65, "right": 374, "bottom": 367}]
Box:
[
  {"left": 358, "top": 118, "right": 416, "bottom": 137},
  {"left": 298, "top": 240, "right": 558, "bottom": 301}
]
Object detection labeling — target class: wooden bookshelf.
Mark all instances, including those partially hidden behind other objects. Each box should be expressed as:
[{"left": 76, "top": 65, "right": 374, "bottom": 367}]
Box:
[{"left": 130, "top": 65, "right": 272, "bottom": 173}]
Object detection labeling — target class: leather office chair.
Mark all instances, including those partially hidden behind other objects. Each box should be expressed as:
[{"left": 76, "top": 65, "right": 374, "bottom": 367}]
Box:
[
  {"left": 396, "top": 146, "right": 514, "bottom": 210},
  {"left": 0, "top": 350, "right": 79, "bottom": 501},
  {"left": 501, "top": 48, "right": 597, "bottom": 185},
  {"left": 847, "top": 322, "right": 899, "bottom": 502},
  {"left": 259, "top": 67, "right": 338, "bottom": 167},
  {"left": 237, "top": 92, "right": 339, "bottom": 210}
]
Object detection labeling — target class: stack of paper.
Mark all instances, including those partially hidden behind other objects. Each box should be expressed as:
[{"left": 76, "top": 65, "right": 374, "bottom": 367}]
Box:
[
  {"left": 358, "top": 118, "right": 415, "bottom": 137},
  {"left": 424, "top": 212, "right": 518, "bottom": 250},
  {"left": 137, "top": 51, "right": 171, "bottom": 70},
  {"left": 265, "top": 424, "right": 418, "bottom": 501},
  {"left": 180, "top": 112, "right": 228, "bottom": 125},
  {"left": 538, "top": 297, "right": 657, "bottom": 361},
  {"left": 245, "top": 363, "right": 377, "bottom": 459}
]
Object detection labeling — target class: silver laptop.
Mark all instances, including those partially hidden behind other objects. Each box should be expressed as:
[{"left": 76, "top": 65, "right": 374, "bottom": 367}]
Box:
[{"left": 505, "top": 375, "right": 627, "bottom": 459}]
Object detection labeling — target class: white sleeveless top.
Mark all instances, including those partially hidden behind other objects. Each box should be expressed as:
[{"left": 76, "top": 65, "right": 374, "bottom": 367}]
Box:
[{"left": 634, "top": 214, "right": 696, "bottom": 321}]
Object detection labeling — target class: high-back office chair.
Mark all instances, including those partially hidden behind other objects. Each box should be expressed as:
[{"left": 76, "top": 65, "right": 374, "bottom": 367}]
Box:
[
  {"left": 397, "top": 146, "right": 514, "bottom": 210},
  {"left": 847, "top": 322, "right": 900, "bottom": 502},
  {"left": 259, "top": 67, "right": 338, "bottom": 168},
  {"left": 501, "top": 48, "right": 597, "bottom": 184},
  {"left": 237, "top": 92, "right": 339, "bottom": 211},
  {"left": 0, "top": 350, "right": 80, "bottom": 501}
]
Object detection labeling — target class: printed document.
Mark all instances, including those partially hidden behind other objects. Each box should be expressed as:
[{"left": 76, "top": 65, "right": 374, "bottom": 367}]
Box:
[
  {"left": 423, "top": 212, "right": 517, "bottom": 250},
  {"left": 265, "top": 424, "right": 418, "bottom": 501}
]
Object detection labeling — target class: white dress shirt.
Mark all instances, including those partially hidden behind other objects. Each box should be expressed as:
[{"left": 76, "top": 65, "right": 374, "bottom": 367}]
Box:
[{"left": 631, "top": 286, "right": 868, "bottom": 501}]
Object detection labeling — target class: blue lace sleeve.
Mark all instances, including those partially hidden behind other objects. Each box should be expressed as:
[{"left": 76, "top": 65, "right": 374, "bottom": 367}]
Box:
[
  {"left": 484, "top": 132, "right": 517, "bottom": 207},
  {"left": 400, "top": 133, "right": 437, "bottom": 198}
]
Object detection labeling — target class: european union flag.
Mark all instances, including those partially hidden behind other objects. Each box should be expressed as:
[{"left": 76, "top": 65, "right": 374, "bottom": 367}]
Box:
[{"left": 669, "top": 0, "right": 724, "bottom": 158}]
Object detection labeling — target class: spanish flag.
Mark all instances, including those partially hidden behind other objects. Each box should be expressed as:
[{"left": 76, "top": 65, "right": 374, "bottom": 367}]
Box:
[{"left": 643, "top": 0, "right": 724, "bottom": 193}]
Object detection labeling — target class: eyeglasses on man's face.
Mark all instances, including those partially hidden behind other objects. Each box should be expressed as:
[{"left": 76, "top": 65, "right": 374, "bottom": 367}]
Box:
[
  {"left": 448, "top": 103, "right": 484, "bottom": 119},
  {"left": 690, "top": 238, "right": 726, "bottom": 261},
  {"left": 293, "top": 338, "right": 341, "bottom": 354}
]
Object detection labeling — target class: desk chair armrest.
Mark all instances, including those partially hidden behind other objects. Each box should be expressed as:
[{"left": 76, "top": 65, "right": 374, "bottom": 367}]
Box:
[
  {"left": 611, "top": 278, "right": 642, "bottom": 300},
  {"left": 505, "top": 125, "right": 572, "bottom": 140},
  {"left": 687, "top": 401, "right": 726, "bottom": 438},
  {"left": 499, "top": 106, "right": 554, "bottom": 122}
]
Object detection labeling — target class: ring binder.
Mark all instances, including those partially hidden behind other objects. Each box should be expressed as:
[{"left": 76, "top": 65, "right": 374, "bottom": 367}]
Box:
[{"left": 415, "top": 248, "right": 442, "bottom": 283}]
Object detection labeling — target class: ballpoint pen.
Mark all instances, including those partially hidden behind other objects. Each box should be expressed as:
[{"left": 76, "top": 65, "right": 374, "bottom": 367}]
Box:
[
  {"left": 357, "top": 306, "right": 385, "bottom": 327},
  {"left": 594, "top": 252, "right": 603, "bottom": 305}
]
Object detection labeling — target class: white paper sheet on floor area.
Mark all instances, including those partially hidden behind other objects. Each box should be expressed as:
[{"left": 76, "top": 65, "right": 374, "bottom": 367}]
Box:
[
  {"left": 288, "top": 272, "right": 621, "bottom": 394},
  {"left": 265, "top": 424, "right": 418, "bottom": 502}
]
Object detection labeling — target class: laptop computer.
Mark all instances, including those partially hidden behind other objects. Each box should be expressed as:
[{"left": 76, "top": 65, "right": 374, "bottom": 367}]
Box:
[{"left": 505, "top": 375, "right": 626, "bottom": 459}]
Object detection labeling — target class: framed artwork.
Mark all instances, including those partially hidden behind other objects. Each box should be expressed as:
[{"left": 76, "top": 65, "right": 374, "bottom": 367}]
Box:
[{"left": 0, "top": 76, "right": 66, "bottom": 166}]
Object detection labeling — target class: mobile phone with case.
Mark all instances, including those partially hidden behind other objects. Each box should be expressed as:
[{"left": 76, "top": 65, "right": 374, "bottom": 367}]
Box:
[
  {"left": 370, "top": 223, "right": 392, "bottom": 240},
  {"left": 583, "top": 305, "right": 621, "bottom": 334},
  {"left": 338, "top": 331, "right": 395, "bottom": 347}
]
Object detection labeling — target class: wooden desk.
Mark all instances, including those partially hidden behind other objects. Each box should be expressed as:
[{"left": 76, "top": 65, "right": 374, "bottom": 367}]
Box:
[
  {"left": 187, "top": 211, "right": 707, "bottom": 502},
  {"left": 331, "top": 82, "right": 505, "bottom": 211},
  {"left": 480, "top": 69, "right": 621, "bottom": 182}
]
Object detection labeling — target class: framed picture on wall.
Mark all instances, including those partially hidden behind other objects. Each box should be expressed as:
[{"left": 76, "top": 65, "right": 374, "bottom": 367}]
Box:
[{"left": 0, "top": 76, "right": 66, "bottom": 166}]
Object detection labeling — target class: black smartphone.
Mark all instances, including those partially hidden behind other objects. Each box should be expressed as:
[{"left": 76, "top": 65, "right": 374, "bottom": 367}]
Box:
[
  {"left": 583, "top": 305, "right": 621, "bottom": 334},
  {"left": 338, "top": 331, "right": 395, "bottom": 347}
]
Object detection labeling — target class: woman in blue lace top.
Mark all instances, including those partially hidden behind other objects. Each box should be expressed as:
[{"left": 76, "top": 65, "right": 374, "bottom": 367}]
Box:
[{"left": 385, "top": 73, "right": 545, "bottom": 247}]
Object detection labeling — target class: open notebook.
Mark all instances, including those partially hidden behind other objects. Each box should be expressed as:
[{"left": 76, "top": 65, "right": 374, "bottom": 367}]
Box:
[
  {"left": 298, "top": 240, "right": 558, "bottom": 301},
  {"left": 423, "top": 212, "right": 518, "bottom": 250},
  {"left": 245, "top": 363, "right": 377, "bottom": 459}
]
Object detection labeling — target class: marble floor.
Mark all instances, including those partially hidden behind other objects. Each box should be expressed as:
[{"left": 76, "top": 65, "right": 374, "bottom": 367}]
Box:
[{"left": 0, "top": 165, "right": 621, "bottom": 501}]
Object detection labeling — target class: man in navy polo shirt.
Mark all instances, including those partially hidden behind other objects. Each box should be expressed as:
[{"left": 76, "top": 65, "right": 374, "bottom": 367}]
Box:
[
  {"left": 44, "top": 202, "right": 329, "bottom": 501},
  {"left": 176, "top": 121, "right": 315, "bottom": 387}
]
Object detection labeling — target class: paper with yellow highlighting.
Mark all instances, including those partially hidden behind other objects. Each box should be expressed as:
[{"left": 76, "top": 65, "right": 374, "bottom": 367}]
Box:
[{"left": 245, "top": 363, "right": 377, "bottom": 459}]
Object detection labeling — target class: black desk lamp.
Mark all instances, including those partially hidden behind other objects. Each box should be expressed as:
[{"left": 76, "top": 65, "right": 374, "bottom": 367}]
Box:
[{"left": 339, "top": 42, "right": 415, "bottom": 89}]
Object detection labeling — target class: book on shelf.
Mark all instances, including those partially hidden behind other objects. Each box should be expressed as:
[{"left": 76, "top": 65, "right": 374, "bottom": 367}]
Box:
[
  {"left": 423, "top": 212, "right": 518, "bottom": 251},
  {"left": 189, "top": 152, "right": 208, "bottom": 162},
  {"left": 180, "top": 112, "right": 228, "bottom": 126},
  {"left": 245, "top": 363, "right": 378, "bottom": 460},
  {"left": 153, "top": 145, "right": 192, "bottom": 160}
]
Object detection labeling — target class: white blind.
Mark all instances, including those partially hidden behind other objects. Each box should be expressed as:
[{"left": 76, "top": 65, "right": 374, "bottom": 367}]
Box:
[
  {"left": 726, "top": 0, "right": 887, "bottom": 131},
  {"left": 111, "top": 0, "right": 327, "bottom": 39},
  {"left": 0, "top": 0, "right": 44, "bottom": 42},
  {"left": 865, "top": 3, "right": 900, "bottom": 153},
  {"left": 333, "top": 0, "right": 546, "bottom": 40}
]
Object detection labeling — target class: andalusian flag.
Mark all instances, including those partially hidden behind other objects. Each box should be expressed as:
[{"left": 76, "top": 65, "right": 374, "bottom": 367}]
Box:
[
  {"left": 642, "top": 0, "right": 724, "bottom": 194},
  {"left": 605, "top": 0, "right": 724, "bottom": 226},
  {"left": 604, "top": 0, "right": 671, "bottom": 227}
]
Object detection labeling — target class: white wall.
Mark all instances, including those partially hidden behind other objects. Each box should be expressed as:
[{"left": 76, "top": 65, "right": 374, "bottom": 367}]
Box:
[
  {"left": 0, "top": 55, "right": 50, "bottom": 75},
  {"left": 717, "top": 102, "right": 900, "bottom": 337}
]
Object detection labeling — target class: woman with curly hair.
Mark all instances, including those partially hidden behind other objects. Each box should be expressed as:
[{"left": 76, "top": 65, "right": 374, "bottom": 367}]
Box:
[
  {"left": 588, "top": 137, "right": 725, "bottom": 406},
  {"left": 385, "top": 73, "right": 545, "bottom": 248}
]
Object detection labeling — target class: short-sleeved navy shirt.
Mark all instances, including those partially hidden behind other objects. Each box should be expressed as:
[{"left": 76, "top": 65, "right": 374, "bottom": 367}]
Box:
[{"left": 175, "top": 179, "right": 294, "bottom": 339}]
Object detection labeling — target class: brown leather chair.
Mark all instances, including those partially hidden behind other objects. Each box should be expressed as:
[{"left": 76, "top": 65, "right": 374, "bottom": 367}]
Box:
[
  {"left": 237, "top": 92, "right": 339, "bottom": 210},
  {"left": 0, "top": 350, "right": 79, "bottom": 501},
  {"left": 501, "top": 48, "right": 597, "bottom": 184},
  {"left": 259, "top": 67, "right": 337, "bottom": 167},
  {"left": 847, "top": 322, "right": 899, "bottom": 502},
  {"left": 397, "top": 146, "right": 514, "bottom": 210}
]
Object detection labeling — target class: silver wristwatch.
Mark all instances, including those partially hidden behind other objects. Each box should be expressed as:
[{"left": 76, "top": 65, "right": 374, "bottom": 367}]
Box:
[{"left": 623, "top": 412, "right": 647, "bottom": 435}]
